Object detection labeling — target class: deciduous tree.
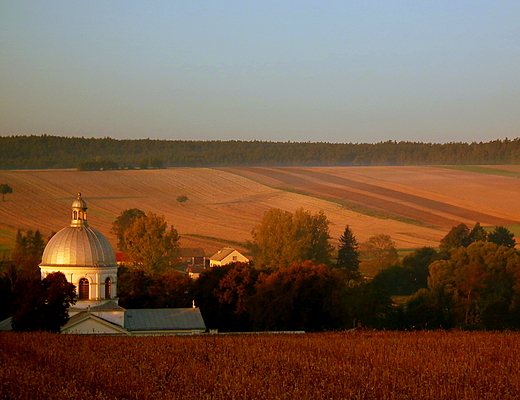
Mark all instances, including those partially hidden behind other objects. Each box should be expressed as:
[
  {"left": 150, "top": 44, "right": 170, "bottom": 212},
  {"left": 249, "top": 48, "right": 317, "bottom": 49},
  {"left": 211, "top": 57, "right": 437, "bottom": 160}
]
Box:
[
  {"left": 111, "top": 208, "right": 145, "bottom": 252},
  {"left": 123, "top": 212, "right": 180, "bottom": 275},
  {"left": 359, "top": 234, "right": 398, "bottom": 276},
  {"left": 11, "top": 272, "right": 76, "bottom": 333},
  {"left": 249, "top": 208, "right": 332, "bottom": 270},
  {"left": 0, "top": 183, "right": 12, "bottom": 201}
]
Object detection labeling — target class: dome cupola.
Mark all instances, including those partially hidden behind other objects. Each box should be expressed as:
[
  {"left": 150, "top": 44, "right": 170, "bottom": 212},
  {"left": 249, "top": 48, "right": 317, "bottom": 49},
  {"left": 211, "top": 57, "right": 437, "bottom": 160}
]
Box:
[{"left": 40, "top": 194, "right": 118, "bottom": 307}]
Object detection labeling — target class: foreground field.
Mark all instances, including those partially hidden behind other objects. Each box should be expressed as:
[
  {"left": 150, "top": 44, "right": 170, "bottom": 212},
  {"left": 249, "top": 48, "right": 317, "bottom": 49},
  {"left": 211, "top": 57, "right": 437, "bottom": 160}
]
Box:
[
  {"left": 0, "top": 166, "right": 519, "bottom": 253},
  {"left": 1, "top": 331, "right": 519, "bottom": 399}
]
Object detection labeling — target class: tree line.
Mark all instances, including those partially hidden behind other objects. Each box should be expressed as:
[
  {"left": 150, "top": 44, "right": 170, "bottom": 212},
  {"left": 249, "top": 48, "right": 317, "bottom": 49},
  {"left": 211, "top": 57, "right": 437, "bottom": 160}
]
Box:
[
  {"left": 2, "top": 135, "right": 520, "bottom": 169},
  {"left": 2, "top": 206, "right": 520, "bottom": 332}
]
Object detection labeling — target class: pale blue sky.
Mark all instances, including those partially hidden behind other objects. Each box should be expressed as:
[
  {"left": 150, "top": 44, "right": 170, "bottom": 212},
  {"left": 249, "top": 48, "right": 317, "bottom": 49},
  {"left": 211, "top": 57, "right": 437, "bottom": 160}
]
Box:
[{"left": 1, "top": 1, "right": 519, "bottom": 143}]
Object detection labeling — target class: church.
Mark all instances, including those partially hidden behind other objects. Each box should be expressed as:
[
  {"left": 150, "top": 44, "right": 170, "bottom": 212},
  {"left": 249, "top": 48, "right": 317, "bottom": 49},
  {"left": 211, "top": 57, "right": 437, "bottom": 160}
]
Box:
[{"left": 4, "top": 193, "right": 206, "bottom": 335}]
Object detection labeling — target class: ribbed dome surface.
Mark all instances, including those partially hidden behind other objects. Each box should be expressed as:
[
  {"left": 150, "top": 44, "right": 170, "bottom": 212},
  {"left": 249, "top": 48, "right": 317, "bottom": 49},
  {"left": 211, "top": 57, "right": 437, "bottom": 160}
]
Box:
[{"left": 41, "top": 225, "right": 117, "bottom": 267}]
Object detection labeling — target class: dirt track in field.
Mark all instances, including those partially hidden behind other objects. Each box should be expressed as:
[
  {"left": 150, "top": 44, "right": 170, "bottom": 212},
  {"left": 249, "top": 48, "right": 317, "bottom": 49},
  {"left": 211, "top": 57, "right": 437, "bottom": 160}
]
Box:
[{"left": 0, "top": 166, "right": 519, "bottom": 253}]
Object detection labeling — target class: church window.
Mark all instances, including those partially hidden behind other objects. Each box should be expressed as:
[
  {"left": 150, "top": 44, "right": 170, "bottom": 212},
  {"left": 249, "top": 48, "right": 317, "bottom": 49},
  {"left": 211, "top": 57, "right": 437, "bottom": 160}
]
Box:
[
  {"left": 79, "top": 278, "right": 89, "bottom": 300},
  {"left": 105, "top": 277, "right": 112, "bottom": 299},
  {"left": 73, "top": 211, "right": 78, "bottom": 220}
]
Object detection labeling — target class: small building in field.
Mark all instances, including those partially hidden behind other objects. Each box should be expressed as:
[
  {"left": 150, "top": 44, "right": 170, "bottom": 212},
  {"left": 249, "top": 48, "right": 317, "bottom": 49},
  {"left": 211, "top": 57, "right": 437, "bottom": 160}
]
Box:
[{"left": 209, "top": 247, "right": 249, "bottom": 268}]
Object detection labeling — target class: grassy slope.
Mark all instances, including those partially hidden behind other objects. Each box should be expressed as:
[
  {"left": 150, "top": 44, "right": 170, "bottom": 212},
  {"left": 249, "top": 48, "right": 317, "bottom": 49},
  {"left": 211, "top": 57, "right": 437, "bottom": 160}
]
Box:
[{"left": 0, "top": 166, "right": 519, "bottom": 254}]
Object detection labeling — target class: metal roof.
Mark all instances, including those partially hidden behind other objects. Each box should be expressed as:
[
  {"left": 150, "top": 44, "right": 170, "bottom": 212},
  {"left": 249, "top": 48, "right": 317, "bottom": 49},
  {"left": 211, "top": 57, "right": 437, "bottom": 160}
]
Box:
[{"left": 124, "top": 308, "right": 206, "bottom": 331}]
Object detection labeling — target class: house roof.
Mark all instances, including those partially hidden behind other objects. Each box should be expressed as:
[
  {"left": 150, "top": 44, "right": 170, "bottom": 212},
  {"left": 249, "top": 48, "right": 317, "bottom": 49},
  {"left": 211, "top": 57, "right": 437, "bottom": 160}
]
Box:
[
  {"left": 69, "top": 301, "right": 126, "bottom": 313},
  {"left": 63, "top": 311, "right": 130, "bottom": 335},
  {"left": 179, "top": 248, "right": 207, "bottom": 258},
  {"left": 124, "top": 308, "right": 206, "bottom": 331},
  {"left": 0, "top": 317, "right": 12, "bottom": 331},
  {"left": 210, "top": 247, "right": 237, "bottom": 261}
]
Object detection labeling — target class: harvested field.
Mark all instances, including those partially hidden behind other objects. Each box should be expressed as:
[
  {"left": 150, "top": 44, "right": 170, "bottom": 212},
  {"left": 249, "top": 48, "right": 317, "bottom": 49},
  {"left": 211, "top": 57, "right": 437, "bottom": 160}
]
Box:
[
  {"left": 2, "top": 331, "right": 520, "bottom": 400},
  {"left": 0, "top": 166, "right": 519, "bottom": 254}
]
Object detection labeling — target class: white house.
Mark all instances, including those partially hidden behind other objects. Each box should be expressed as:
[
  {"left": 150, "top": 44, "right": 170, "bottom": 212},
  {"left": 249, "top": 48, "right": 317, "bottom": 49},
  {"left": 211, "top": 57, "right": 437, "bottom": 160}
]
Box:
[{"left": 209, "top": 247, "right": 249, "bottom": 267}]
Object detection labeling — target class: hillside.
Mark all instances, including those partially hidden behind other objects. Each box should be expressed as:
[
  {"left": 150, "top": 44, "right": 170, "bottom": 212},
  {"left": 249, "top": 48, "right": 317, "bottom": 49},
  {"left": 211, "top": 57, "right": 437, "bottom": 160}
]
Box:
[{"left": 1, "top": 166, "right": 519, "bottom": 255}]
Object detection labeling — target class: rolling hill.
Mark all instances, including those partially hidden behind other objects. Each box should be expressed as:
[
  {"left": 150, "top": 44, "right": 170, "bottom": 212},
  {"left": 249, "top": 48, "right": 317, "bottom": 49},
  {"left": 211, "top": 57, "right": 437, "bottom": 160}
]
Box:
[{"left": 1, "top": 166, "right": 519, "bottom": 255}]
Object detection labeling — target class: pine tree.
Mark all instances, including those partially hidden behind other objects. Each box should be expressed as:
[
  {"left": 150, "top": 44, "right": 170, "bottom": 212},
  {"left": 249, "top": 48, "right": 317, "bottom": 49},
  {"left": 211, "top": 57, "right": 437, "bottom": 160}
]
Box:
[{"left": 336, "top": 225, "right": 360, "bottom": 279}]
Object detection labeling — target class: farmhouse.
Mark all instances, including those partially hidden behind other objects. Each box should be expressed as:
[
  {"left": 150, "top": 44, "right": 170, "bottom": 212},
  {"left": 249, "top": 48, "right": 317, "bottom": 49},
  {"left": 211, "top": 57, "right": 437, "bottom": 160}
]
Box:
[
  {"left": 1, "top": 193, "right": 206, "bottom": 335},
  {"left": 209, "top": 247, "right": 249, "bottom": 267}
]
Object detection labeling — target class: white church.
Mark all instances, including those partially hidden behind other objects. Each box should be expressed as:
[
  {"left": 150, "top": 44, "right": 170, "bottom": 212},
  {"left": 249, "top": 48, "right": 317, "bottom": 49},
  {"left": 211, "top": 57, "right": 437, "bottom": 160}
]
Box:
[{"left": 1, "top": 193, "right": 206, "bottom": 335}]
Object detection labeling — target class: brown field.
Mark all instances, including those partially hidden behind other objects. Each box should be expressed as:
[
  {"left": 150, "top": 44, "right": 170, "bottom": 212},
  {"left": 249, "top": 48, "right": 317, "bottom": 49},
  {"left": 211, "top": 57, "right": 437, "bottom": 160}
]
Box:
[
  {"left": 0, "top": 166, "right": 519, "bottom": 254},
  {"left": 1, "top": 331, "right": 520, "bottom": 399}
]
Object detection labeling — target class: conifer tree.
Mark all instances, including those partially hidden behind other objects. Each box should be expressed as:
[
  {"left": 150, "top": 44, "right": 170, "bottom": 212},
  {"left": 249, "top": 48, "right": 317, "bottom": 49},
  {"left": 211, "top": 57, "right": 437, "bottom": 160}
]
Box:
[{"left": 336, "top": 225, "right": 360, "bottom": 279}]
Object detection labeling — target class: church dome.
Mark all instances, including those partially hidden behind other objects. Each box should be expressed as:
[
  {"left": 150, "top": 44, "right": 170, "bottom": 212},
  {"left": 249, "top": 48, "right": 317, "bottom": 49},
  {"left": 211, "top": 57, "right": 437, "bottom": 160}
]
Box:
[{"left": 40, "top": 194, "right": 117, "bottom": 268}]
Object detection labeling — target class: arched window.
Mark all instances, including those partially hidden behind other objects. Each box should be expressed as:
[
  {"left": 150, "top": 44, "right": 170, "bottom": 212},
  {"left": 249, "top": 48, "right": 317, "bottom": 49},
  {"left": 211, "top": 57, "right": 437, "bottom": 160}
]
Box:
[
  {"left": 79, "top": 278, "right": 89, "bottom": 300},
  {"left": 105, "top": 277, "right": 112, "bottom": 299},
  {"left": 73, "top": 210, "right": 78, "bottom": 220}
]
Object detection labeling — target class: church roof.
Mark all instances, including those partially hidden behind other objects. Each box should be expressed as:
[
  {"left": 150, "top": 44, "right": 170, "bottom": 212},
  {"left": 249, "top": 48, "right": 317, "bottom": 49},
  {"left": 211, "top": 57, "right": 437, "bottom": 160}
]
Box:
[
  {"left": 40, "top": 194, "right": 117, "bottom": 268},
  {"left": 124, "top": 308, "right": 206, "bottom": 332}
]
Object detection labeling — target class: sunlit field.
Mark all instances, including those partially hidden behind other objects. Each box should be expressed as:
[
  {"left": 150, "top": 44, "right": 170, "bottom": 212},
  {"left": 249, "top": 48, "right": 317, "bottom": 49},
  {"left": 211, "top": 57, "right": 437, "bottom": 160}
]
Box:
[
  {"left": 1, "top": 166, "right": 519, "bottom": 254},
  {"left": 1, "top": 331, "right": 519, "bottom": 399}
]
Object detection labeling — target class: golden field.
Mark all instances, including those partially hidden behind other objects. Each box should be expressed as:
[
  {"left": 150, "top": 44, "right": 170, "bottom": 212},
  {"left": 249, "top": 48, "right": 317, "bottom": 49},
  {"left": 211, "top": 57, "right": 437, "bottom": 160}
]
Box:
[
  {"left": 0, "top": 166, "right": 519, "bottom": 253},
  {"left": 1, "top": 331, "right": 519, "bottom": 399}
]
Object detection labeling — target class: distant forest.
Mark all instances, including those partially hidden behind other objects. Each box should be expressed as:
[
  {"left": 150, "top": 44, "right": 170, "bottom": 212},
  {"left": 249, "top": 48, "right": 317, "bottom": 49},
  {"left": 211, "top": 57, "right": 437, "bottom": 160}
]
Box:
[{"left": 1, "top": 135, "right": 520, "bottom": 170}]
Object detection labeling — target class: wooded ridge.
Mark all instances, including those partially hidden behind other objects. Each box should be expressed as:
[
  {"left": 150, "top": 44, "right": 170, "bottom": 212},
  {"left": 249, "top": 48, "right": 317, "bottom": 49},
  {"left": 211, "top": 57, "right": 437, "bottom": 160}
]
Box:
[{"left": 1, "top": 135, "right": 520, "bottom": 169}]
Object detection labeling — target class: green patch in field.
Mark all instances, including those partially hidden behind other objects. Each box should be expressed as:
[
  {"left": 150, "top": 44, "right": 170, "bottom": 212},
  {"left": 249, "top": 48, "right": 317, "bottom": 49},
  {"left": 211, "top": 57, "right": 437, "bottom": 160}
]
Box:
[
  {"left": 483, "top": 224, "right": 520, "bottom": 236},
  {"left": 184, "top": 234, "right": 248, "bottom": 251},
  {"left": 0, "top": 228, "right": 16, "bottom": 252},
  {"left": 438, "top": 165, "right": 520, "bottom": 178}
]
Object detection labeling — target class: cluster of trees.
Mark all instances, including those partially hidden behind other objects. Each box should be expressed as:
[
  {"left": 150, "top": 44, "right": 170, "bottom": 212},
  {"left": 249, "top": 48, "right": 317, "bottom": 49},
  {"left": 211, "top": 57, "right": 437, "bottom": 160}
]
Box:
[
  {"left": 0, "top": 230, "right": 76, "bottom": 332},
  {"left": 2, "top": 135, "right": 520, "bottom": 169},
  {"left": 372, "top": 223, "right": 520, "bottom": 330},
  {"left": 3, "top": 203, "right": 520, "bottom": 333}
]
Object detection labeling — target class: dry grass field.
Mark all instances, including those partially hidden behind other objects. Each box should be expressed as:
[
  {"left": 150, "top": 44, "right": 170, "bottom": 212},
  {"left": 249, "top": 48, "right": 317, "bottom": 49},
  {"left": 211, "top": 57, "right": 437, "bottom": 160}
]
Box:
[
  {"left": 0, "top": 166, "right": 519, "bottom": 254},
  {"left": 2, "top": 331, "right": 520, "bottom": 399}
]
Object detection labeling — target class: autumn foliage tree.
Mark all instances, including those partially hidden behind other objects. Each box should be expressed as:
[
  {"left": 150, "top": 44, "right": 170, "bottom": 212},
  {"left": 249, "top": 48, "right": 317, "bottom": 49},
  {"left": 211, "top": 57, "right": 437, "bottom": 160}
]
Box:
[
  {"left": 11, "top": 272, "right": 76, "bottom": 333},
  {"left": 414, "top": 242, "right": 520, "bottom": 329},
  {"left": 249, "top": 261, "right": 350, "bottom": 332},
  {"left": 111, "top": 208, "right": 145, "bottom": 253},
  {"left": 249, "top": 208, "right": 333, "bottom": 270},
  {"left": 122, "top": 212, "right": 180, "bottom": 275},
  {"left": 359, "top": 234, "right": 399, "bottom": 276}
]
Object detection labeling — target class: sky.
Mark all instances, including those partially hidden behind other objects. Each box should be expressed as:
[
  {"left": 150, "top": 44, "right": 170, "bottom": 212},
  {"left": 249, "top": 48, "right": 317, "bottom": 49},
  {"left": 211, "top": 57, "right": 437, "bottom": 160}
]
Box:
[{"left": 1, "top": 1, "right": 519, "bottom": 144}]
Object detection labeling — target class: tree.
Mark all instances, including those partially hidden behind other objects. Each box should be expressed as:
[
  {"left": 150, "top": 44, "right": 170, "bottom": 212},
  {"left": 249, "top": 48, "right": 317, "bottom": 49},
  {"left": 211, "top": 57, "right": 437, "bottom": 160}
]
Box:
[
  {"left": 249, "top": 208, "right": 333, "bottom": 270},
  {"left": 467, "top": 222, "right": 487, "bottom": 244},
  {"left": 111, "top": 208, "right": 146, "bottom": 252},
  {"left": 123, "top": 212, "right": 180, "bottom": 275},
  {"left": 487, "top": 226, "right": 516, "bottom": 248},
  {"left": 249, "top": 261, "right": 348, "bottom": 332},
  {"left": 0, "top": 184, "right": 12, "bottom": 202},
  {"left": 11, "top": 272, "right": 76, "bottom": 333},
  {"left": 426, "top": 242, "right": 520, "bottom": 329},
  {"left": 439, "top": 223, "right": 470, "bottom": 253},
  {"left": 176, "top": 195, "right": 188, "bottom": 204},
  {"left": 359, "top": 234, "right": 398, "bottom": 276},
  {"left": 335, "top": 225, "right": 360, "bottom": 279},
  {"left": 401, "top": 247, "right": 439, "bottom": 291}
]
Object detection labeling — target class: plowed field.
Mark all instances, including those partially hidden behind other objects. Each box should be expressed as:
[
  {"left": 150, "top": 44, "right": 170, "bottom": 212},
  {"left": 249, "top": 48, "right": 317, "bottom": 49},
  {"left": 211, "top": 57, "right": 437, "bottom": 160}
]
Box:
[{"left": 0, "top": 166, "right": 519, "bottom": 254}]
